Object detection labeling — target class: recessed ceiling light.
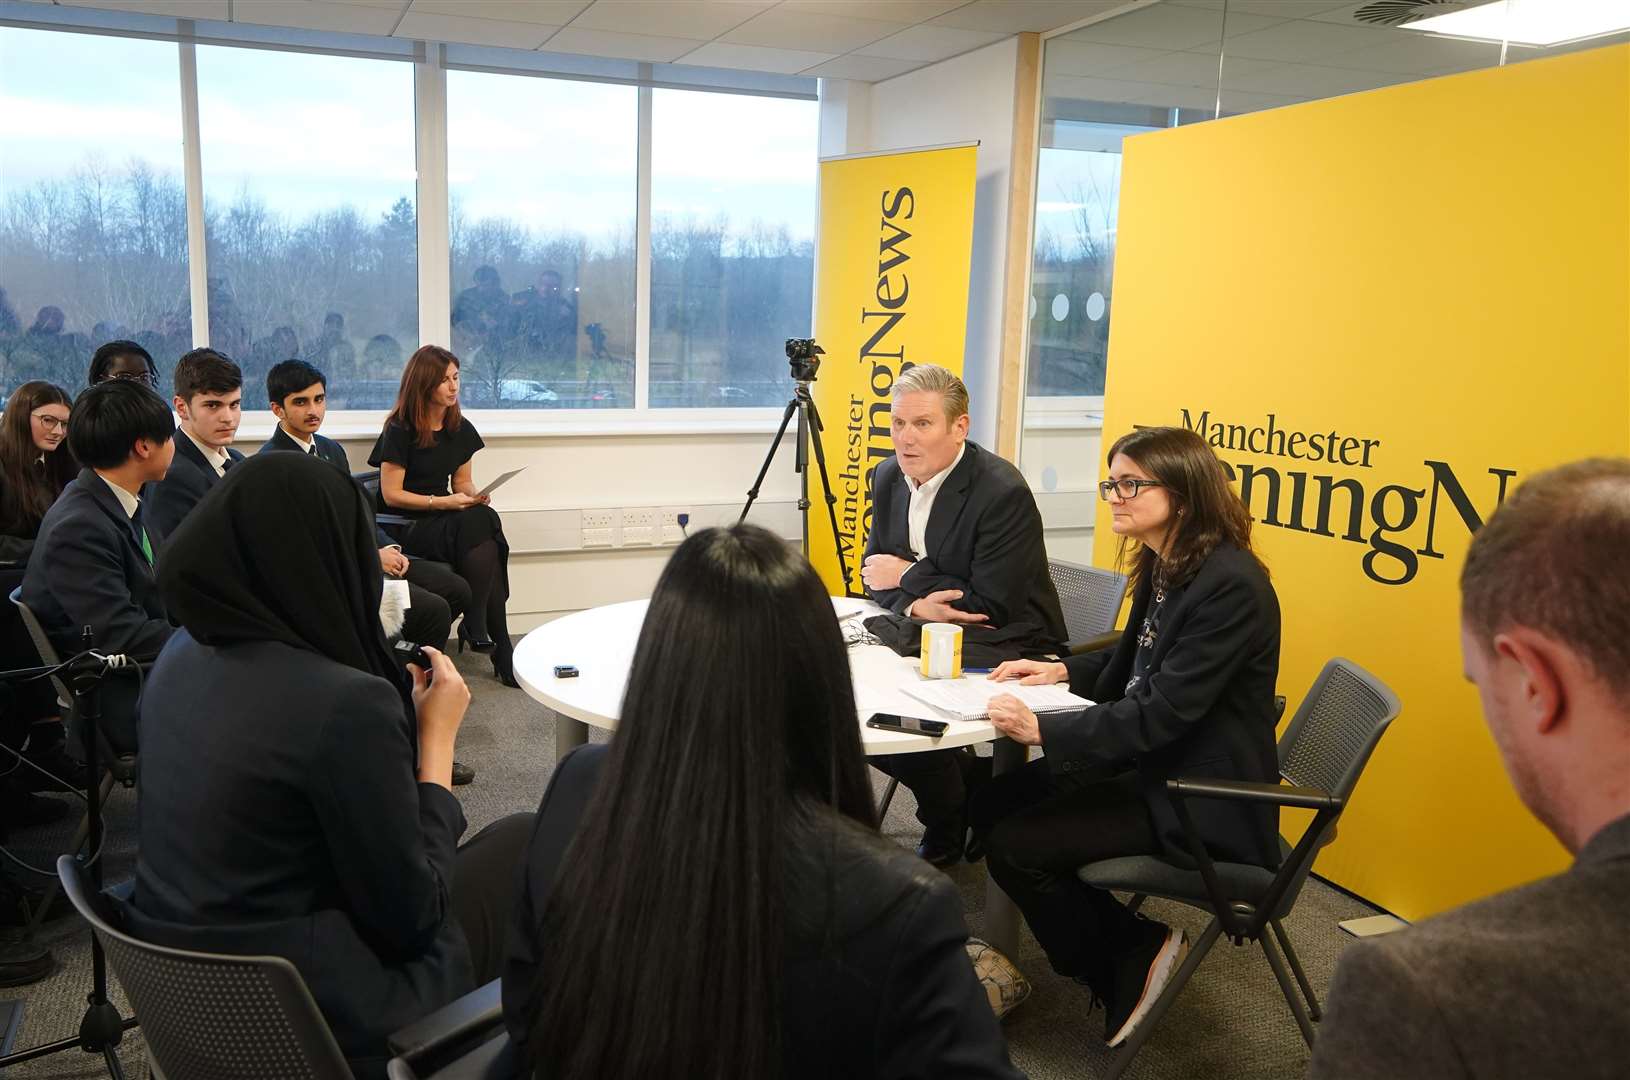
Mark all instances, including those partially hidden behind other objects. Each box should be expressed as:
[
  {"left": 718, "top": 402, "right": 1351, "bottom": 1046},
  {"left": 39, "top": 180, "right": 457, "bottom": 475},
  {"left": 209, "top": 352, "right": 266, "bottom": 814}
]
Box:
[{"left": 1404, "top": 0, "right": 1630, "bottom": 47}]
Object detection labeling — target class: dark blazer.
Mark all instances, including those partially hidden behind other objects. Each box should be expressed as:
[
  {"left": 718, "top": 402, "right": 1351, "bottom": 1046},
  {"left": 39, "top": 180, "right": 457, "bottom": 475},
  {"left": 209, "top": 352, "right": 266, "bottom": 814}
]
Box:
[
  {"left": 124, "top": 631, "right": 472, "bottom": 1080},
  {"left": 260, "top": 425, "right": 350, "bottom": 470},
  {"left": 20, "top": 467, "right": 170, "bottom": 661},
  {"left": 1308, "top": 813, "right": 1630, "bottom": 1080},
  {"left": 865, "top": 441, "right": 1065, "bottom": 650},
  {"left": 1042, "top": 543, "right": 1281, "bottom": 867},
  {"left": 502, "top": 745, "right": 1023, "bottom": 1080},
  {"left": 146, "top": 432, "right": 246, "bottom": 539}
]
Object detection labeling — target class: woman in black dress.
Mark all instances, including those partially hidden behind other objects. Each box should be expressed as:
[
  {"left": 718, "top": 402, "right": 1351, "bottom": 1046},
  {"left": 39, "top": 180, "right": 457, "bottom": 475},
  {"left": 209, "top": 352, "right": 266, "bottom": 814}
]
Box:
[{"left": 369, "top": 345, "right": 516, "bottom": 686}]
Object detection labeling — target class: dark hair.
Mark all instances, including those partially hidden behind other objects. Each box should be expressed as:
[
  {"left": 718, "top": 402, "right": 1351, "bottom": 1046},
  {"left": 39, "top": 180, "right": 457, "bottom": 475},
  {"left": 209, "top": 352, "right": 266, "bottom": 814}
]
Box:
[
  {"left": 266, "top": 359, "right": 327, "bottom": 407},
  {"left": 1107, "top": 426, "right": 1262, "bottom": 593},
  {"left": 67, "top": 380, "right": 175, "bottom": 471},
  {"left": 525, "top": 525, "right": 876, "bottom": 1080},
  {"left": 1462, "top": 458, "right": 1630, "bottom": 695},
  {"left": 174, "top": 348, "right": 243, "bottom": 402},
  {"left": 87, "top": 340, "right": 158, "bottom": 387},
  {"left": 0, "top": 382, "right": 77, "bottom": 528},
  {"left": 387, "top": 345, "right": 462, "bottom": 449}
]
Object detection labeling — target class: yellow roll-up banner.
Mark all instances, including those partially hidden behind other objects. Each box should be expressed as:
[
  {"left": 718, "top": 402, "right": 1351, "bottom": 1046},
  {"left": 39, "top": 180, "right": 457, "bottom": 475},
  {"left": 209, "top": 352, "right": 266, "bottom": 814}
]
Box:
[
  {"left": 1098, "top": 45, "right": 1630, "bottom": 920},
  {"left": 809, "top": 144, "right": 979, "bottom": 596}
]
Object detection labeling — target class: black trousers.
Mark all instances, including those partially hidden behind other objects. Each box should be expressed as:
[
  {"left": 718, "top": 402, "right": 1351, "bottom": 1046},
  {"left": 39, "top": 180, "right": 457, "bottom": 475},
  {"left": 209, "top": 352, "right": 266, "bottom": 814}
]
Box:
[
  {"left": 870, "top": 747, "right": 990, "bottom": 833},
  {"left": 451, "top": 811, "right": 534, "bottom": 984},
  {"left": 971, "top": 758, "right": 1161, "bottom": 992}
]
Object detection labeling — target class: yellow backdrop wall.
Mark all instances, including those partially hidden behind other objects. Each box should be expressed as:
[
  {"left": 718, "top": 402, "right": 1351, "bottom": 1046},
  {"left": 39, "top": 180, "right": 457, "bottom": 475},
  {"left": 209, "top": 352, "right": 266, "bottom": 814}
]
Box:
[{"left": 1096, "top": 45, "right": 1630, "bottom": 920}]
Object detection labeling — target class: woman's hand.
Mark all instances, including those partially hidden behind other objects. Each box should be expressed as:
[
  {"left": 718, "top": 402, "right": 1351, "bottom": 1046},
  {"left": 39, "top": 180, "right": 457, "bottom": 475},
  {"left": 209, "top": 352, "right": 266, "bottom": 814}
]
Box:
[
  {"left": 988, "top": 658, "right": 1068, "bottom": 685},
  {"left": 409, "top": 647, "right": 469, "bottom": 789},
  {"left": 439, "top": 492, "right": 479, "bottom": 510},
  {"left": 988, "top": 694, "right": 1042, "bottom": 746}
]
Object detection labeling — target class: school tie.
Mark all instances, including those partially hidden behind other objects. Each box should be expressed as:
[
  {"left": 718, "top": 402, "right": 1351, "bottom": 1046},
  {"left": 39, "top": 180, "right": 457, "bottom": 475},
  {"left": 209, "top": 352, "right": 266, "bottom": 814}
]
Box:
[{"left": 130, "top": 506, "right": 154, "bottom": 566}]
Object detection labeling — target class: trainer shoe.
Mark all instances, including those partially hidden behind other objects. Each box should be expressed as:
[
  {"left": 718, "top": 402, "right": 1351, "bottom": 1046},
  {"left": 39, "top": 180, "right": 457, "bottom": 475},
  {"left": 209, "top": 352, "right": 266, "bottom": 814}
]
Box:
[{"left": 1105, "top": 920, "right": 1189, "bottom": 1048}]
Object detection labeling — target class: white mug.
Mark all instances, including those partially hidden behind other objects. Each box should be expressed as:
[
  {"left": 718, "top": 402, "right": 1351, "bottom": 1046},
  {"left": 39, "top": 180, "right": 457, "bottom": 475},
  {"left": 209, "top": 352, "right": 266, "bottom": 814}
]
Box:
[{"left": 920, "top": 623, "right": 964, "bottom": 680}]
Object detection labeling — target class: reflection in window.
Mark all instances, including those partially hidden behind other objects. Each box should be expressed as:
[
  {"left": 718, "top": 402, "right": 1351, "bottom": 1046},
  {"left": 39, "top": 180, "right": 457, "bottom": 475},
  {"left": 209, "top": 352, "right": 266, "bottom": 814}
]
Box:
[
  {"left": 0, "top": 29, "right": 189, "bottom": 391},
  {"left": 447, "top": 72, "right": 636, "bottom": 410},
  {"left": 196, "top": 46, "right": 416, "bottom": 410},
  {"left": 650, "top": 89, "right": 816, "bottom": 409}
]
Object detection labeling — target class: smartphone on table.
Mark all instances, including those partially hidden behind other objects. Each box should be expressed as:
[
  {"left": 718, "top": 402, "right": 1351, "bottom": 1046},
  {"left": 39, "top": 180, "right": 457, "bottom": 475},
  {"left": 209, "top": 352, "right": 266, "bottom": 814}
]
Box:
[{"left": 866, "top": 713, "right": 949, "bottom": 737}]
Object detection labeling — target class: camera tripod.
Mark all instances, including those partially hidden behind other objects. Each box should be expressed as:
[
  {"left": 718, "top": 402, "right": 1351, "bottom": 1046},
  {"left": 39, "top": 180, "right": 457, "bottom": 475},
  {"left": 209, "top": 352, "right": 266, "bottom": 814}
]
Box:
[
  {"left": 0, "top": 628, "right": 139, "bottom": 1079},
  {"left": 740, "top": 340, "right": 854, "bottom": 595}
]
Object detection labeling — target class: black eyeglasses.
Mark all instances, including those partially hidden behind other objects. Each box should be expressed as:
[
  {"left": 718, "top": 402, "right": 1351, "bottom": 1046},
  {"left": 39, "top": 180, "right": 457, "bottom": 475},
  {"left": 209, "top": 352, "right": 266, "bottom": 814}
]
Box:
[
  {"left": 110, "top": 371, "right": 159, "bottom": 388},
  {"left": 1098, "top": 478, "right": 1164, "bottom": 501}
]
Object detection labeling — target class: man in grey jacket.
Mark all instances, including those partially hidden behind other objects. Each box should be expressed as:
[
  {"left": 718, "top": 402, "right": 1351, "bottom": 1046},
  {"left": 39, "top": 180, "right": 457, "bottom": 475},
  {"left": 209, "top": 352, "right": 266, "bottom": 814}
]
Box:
[{"left": 1307, "top": 458, "right": 1630, "bottom": 1080}]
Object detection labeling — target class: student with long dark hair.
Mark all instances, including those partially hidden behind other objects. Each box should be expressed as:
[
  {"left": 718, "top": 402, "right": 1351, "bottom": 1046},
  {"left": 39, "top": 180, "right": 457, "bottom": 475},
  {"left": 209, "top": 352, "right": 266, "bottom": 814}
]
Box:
[
  {"left": 369, "top": 346, "right": 516, "bottom": 687},
  {"left": 974, "top": 426, "right": 1282, "bottom": 1050},
  {"left": 501, "top": 525, "right": 1021, "bottom": 1080},
  {"left": 0, "top": 381, "right": 76, "bottom": 556},
  {"left": 127, "top": 453, "right": 532, "bottom": 1079}
]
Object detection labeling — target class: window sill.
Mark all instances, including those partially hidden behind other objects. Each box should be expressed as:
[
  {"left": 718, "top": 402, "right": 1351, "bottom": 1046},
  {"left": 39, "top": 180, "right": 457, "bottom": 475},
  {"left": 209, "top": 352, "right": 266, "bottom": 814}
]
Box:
[{"left": 233, "top": 408, "right": 790, "bottom": 443}]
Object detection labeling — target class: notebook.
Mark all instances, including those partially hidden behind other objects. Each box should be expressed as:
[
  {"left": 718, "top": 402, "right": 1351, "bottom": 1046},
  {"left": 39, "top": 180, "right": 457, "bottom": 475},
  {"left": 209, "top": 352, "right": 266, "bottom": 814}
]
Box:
[{"left": 900, "top": 679, "right": 1092, "bottom": 722}]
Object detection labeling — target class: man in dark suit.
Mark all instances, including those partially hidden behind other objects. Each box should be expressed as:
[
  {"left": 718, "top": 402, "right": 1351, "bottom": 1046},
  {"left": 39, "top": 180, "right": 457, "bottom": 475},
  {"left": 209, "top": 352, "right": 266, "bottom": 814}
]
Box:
[
  {"left": 860, "top": 364, "right": 1065, "bottom": 866},
  {"left": 1309, "top": 458, "right": 1630, "bottom": 1080},
  {"left": 146, "top": 347, "right": 246, "bottom": 539},
  {"left": 260, "top": 360, "right": 471, "bottom": 652},
  {"left": 21, "top": 380, "right": 177, "bottom": 750}
]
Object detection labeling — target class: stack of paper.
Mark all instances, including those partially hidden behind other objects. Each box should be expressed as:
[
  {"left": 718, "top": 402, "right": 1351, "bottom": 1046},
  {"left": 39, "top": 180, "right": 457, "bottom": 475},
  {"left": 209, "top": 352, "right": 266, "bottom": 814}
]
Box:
[{"left": 900, "top": 679, "right": 1092, "bottom": 722}]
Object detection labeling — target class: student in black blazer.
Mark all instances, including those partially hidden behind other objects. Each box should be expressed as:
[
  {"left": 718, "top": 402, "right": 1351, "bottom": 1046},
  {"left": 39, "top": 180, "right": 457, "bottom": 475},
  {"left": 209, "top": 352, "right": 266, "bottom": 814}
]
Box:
[
  {"left": 145, "top": 348, "right": 245, "bottom": 539},
  {"left": 261, "top": 360, "right": 472, "bottom": 651},
  {"left": 503, "top": 525, "right": 1021, "bottom": 1080},
  {"left": 975, "top": 426, "right": 1282, "bottom": 1051},
  {"left": 20, "top": 380, "right": 178, "bottom": 750},
  {"left": 125, "top": 452, "right": 531, "bottom": 1079},
  {"left": 860, "top": 364, "right": 1066, "bottom": 868}
]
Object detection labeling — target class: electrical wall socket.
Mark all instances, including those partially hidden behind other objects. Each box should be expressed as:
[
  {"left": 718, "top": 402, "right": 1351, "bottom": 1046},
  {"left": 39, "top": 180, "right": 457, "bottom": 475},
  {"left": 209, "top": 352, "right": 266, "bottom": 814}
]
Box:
[
  {"left": 581, "top": 508, "right": 616, "bottom": 548},
  {"left": 581, "top": 527, "right": 614, "bottom": 548},
  {"left": 581, "top": 509, "right": 615, "bottom": 530},
  {"left": 660, "top": 505, "right": 692, "bottom": 545}
]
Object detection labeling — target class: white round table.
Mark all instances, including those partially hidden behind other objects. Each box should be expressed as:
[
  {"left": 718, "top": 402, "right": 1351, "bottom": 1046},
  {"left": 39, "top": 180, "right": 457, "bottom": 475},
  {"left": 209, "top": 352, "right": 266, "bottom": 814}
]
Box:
[{"left": 513, "top": 596, "right": 1027, "bottom": 955}]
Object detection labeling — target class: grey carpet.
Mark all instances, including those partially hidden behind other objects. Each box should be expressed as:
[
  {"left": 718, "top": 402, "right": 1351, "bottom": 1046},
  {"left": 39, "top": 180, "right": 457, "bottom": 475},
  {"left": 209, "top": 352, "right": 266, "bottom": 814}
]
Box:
[{"left": 1, "top": 646, "right": 1381, "bottom": 1078}]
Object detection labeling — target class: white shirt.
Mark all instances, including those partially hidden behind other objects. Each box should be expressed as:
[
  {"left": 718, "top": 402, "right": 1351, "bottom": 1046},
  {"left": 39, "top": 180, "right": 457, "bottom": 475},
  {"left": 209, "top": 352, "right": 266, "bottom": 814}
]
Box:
[
  {"left": 284, "top": 428, "right": 316, "bottom": 454},
  {"left": 98, "top": 474, "right": 141, "bottom": 520},
  {"left": 183, "top": 428, "right": 230, "bottom": 478},
  {"left": 904, "top": 443, "right": 965, "bottom": 560}
]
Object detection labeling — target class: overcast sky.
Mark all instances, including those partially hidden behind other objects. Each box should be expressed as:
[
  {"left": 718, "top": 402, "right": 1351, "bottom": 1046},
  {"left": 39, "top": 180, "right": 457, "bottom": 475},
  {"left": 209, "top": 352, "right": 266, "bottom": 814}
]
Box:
[{"left": 0, "top": 26, "right": 818, "bottom": 243}]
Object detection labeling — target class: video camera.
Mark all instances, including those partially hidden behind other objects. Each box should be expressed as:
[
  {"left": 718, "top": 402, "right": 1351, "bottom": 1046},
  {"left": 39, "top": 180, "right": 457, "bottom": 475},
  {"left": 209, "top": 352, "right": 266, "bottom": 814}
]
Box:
[{"left": 786, "top": 338, "right": 823, "bottom": 383}]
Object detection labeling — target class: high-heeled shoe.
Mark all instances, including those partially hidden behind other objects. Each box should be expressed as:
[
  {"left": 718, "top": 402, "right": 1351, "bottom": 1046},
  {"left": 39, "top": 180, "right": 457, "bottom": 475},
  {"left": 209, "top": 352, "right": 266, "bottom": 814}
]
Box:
[
  {"left": 457, "top": 623, "right": 495, "bottom": 654},
  {"left": 492, "top": 654, "right": 519, "bottom": 689}
]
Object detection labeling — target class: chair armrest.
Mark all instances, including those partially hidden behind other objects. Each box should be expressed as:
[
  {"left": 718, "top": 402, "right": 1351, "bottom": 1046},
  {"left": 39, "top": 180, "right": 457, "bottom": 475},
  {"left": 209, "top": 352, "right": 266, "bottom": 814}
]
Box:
[
  {"left": 387, "top": 979, "right": 503, "bottom": 1061},
  {"left": 1066, "top": 630, "right": 1121, "bottom": 656},
  {"left": 378, "top": 513, "right": 414, "bottom": 529},
  {"left": 1166, "top": 777, "right": 1341, "bottom": 811}
]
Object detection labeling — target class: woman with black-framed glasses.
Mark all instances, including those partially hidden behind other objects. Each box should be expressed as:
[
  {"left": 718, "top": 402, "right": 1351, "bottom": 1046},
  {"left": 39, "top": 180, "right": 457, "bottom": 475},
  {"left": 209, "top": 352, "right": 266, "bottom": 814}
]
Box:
[
  {"left": 86, "top": 339, "right": 161, "bottom": 389},
  {"left": 966, "top": 425, "right": 1283, "bottom": 1050}
]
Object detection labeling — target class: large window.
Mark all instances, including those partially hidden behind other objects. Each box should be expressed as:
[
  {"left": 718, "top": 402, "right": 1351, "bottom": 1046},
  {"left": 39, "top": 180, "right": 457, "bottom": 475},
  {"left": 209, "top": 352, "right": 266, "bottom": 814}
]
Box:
[
  {"left": 649, "top": 89, "right": 817, "bottom": 408},
  {"left": 0, "top": 29, "right": 189, "bottom": 392},
  {"left": 446, "top": 72, "right": 637, "bottom": 410},
  {"left": 196, "top": 46, "right": 417, "bottom": 409}
]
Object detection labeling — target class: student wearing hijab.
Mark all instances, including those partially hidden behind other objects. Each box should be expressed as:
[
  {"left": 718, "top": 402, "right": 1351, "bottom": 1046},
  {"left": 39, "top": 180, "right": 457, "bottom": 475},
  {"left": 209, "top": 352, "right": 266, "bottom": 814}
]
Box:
[{"left": 125, "top": 452, "right": 531, "bottom": 1079}]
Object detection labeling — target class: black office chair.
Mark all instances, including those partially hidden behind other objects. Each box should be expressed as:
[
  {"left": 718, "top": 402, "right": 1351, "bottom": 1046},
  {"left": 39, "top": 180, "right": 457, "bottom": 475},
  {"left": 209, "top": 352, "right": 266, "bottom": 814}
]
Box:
[
  {"left": 56, "top": 854, "right": 356, "bottom": 1080},
  {"left": 1075, "top": 658, "right": 1401, "bottom": 1078},
  {"left": 354, "top": 469, "right": 414, "bottom": 531},
  {"left": 10, "top": 587, "right": 138, "bottom": 938},
  {"left": 876, "top": 559, "right": 1128, "bottom": 819},
  {"left": 385, "top": 981, "right": 512, "bottom": 1080},
  {"left": 1048, "top": 558, "right": 1128, "bottom": 655}
]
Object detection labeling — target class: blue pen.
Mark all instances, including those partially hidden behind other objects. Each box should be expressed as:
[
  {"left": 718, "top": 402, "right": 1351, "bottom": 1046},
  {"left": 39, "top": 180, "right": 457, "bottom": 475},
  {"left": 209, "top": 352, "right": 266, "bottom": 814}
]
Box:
[{"left": 964, "top": 667, "right": 994, "bottom": 675}]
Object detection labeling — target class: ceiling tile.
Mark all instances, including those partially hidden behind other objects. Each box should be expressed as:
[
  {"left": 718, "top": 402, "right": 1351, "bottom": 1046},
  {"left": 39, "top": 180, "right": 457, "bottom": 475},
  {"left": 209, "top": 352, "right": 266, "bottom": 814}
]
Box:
[
  {"left": 722, "top": 8, "right": 906, "bottom": 52},
  {"left": 56, "top": 0, "right": 231, "bottom": 17},
  {"left": 675, "top": 40, "right": 837, "bottom": 73},
  {"left": 233, "top": 0, "right": 403, "bottom": 35},
  {"left": 395, "top": 10, "right": 558, "bottom": 47},
  {"left": 1224, "top": 1, "right": 1354, "bottom": 16},
  {"left": 1328, "top": 34, "right": 1502, "bottom": 75},
  {"left": 568, "top": 1, "right": 776, "bottom": 41},
  {"left": 1042, "top": 39, "right": 1165, "bottom": 75},
  {"left": 854, "top": 23, "right": 1008, "bottom": 61},
  {"left": 540, "top": 26, "right": 698, "bottom": 61},
  {"left": 1209, "top": 87, "right": 1303, "bottom": 113},
  {"left": 930, "top": 0, "right": 1134, "bottom": 36},
  {"left": 781, "top": 0, "right": 967, "bottom": 20},
  {"left": 410, "top": 0, "right": 590, "bottom": 24},
  {"left": 1108, "top": 48, "right": 1286, "bottom": 86},
  {"left": 1212, "top": 18, "right": 1393, "bottom": 62},
  {"left": 1061, "top": 3, "right": 1284, "bottom": 50},
  {"left": 803, "top": 53, "right": 928, "bottom": 80},
  {"left": 1220, "top": 61, "right": 1405, "bottom": 97}
]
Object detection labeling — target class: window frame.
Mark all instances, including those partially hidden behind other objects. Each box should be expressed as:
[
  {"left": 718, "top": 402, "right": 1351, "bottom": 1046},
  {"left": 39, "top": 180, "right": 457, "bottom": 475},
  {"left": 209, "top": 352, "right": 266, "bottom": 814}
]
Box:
[{"left": 0, "top": 3, "right": 818, "bottom": 433}]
